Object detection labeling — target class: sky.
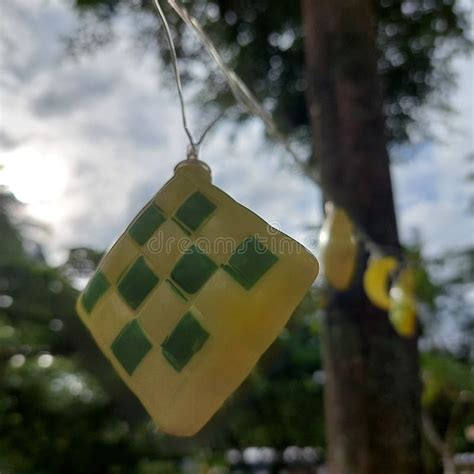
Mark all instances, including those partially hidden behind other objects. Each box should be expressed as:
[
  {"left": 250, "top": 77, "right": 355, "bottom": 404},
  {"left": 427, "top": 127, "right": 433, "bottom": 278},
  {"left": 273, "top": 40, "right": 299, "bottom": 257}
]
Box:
[{"left": 0, "top": 0, "right": 473, "bottom": 266}]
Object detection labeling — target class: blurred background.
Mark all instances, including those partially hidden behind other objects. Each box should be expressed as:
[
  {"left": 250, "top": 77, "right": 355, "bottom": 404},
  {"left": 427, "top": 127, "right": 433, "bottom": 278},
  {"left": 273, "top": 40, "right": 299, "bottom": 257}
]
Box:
[{"left": 0, "top": 0, "right": 473, "bottom": 473}]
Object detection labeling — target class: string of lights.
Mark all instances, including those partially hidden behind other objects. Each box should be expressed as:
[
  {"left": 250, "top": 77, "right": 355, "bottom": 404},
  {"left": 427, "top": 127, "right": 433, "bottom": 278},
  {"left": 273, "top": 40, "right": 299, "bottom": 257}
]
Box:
[{"left": 151, "top": 0, "right": 407, "bottom": 264}]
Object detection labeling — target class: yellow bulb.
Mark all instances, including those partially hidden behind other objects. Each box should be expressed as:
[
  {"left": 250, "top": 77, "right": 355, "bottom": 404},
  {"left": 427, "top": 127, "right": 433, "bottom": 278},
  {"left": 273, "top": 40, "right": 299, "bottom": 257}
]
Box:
[
  {"left": 388, "top": 268, "right": 417, "bottom": 337},
  {"left": 319, "top": 202, "right": 357, "bottom": 291},
  {"left": 363, "top": 256, "right": 398, "bottom": 310}
]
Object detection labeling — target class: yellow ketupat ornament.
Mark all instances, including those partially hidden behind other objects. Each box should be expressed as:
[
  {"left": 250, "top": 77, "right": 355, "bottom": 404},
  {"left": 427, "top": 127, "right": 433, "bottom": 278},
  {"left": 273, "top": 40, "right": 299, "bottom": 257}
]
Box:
[
  {"left": 318, "top": 202, "right": 357, "bottom": 291},
  {"left": 363, "top": 256, "right": 398, "bottom": 310},
  {"left": 76, "top": 156, "right": 319, "bottom": 436},
  {"left": 363, "top": 256, "right": 417, "bottom": 337},
  {"left": 389, "top": 267, "right": 417, "bottom": 337}
]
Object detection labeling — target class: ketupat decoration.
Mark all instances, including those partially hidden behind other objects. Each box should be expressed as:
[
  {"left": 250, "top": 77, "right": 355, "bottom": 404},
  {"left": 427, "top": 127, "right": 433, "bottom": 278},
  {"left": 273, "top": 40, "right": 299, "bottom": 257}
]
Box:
[
  {"left": 389, "top": 267, "right": 417, "bottom": 337},
  {"left": 363, "top": 256, "right": 398, "bottom": 310},
  {"left": 363, "top": 257, "right": 417, "bottom": 337},
  {"left": 318, "top": 202, "right": 357, "bottom": 291},
  {"left": 76, "top": 157, "right": 319, "bottom": 436}
]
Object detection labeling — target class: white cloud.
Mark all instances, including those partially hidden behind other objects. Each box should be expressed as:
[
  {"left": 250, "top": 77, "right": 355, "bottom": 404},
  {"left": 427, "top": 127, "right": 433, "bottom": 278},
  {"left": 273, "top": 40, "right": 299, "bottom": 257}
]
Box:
[{"left": 392, "top": 54, "right": 474, "bottom": 256}]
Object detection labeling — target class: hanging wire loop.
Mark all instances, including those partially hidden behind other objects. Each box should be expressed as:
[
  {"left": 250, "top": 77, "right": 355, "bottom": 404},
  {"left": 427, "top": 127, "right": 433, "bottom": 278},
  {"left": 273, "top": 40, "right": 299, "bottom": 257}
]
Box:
[
  {"left": 152, "top": 0, "right": 223, "bottom": 157},
  {"left": 152, "top": 0, "right": 194, "bottom": 152}
]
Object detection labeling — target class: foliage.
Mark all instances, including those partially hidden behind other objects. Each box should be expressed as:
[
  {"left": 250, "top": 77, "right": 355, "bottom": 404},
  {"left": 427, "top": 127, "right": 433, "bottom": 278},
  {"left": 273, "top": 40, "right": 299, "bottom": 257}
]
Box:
[
  {"left": 421, "top": 351, "right": 474, "bottom": 463},
  {"left": 416, "top": 244, "right": 474, "bottom": 470},
  {"left": 422, "top": 352, "right": 474, "bottom": 406},
  {"left": 70, "top": 0, "right": 471, "bottom": 144}
]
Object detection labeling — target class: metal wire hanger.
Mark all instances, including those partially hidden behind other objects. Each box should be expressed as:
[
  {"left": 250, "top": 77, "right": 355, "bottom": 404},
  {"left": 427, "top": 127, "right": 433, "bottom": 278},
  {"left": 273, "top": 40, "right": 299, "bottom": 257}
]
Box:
[{"left": 152, "top": 0, "right": 223, "bottom": 160}]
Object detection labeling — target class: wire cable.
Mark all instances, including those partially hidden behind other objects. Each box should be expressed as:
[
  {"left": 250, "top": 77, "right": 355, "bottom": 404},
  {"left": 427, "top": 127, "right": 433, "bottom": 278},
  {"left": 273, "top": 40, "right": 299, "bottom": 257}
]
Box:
[
  {"left": 152, "top": 0, "right": 223, "bottom": 156},
  {"left": 165, "top": 0, "right": 319, "bottom": 183}
]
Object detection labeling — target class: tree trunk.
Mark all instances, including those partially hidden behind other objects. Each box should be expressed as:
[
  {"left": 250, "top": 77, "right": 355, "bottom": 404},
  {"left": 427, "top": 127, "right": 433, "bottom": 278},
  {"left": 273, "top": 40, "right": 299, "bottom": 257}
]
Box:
[{"left": 302, "top": 1, "right": 423, "bottom": 473}]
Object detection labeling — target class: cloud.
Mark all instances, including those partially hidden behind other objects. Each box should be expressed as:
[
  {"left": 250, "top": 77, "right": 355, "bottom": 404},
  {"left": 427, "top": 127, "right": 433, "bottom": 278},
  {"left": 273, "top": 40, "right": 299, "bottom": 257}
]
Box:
[
  {"left": 0, "top": 130, "right": 22, "bottom": 150},
  {"left": 392, "top": 54, "right": 474, "bottom": 255}
]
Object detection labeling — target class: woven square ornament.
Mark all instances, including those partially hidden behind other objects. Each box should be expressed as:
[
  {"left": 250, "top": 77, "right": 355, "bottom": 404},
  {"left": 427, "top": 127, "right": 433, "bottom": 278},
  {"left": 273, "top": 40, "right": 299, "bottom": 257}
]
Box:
[{"left": 76, "top": 158, "right": 319, "bottom": 436}]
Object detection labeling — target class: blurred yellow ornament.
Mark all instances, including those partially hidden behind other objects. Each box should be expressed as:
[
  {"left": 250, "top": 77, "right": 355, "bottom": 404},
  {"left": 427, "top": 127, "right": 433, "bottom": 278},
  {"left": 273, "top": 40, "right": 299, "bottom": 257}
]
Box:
[
  {"left": 319, "top": 202, "right": 357, "bottom": 291},
  {"left": 76, "top": 158, "right": 319, "bottom": 436},
  {"left": 363, "top": 256, "right": 398, "bottom": 310},
  {"left": 389, "top": 267, "right": 417, "bottom": 337}
]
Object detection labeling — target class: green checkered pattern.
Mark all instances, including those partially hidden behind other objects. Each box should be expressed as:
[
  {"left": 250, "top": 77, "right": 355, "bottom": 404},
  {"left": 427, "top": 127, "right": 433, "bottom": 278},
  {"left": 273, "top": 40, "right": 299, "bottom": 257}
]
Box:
[{"left": 79, "top": 188, "right": 279, "bottom": 376}]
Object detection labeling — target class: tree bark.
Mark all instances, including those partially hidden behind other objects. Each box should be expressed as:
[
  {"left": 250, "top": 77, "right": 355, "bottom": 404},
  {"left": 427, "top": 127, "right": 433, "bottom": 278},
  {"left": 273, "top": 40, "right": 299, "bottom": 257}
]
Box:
[{"left": 302, "top": 1, "right": 423, "bottom": 473}]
